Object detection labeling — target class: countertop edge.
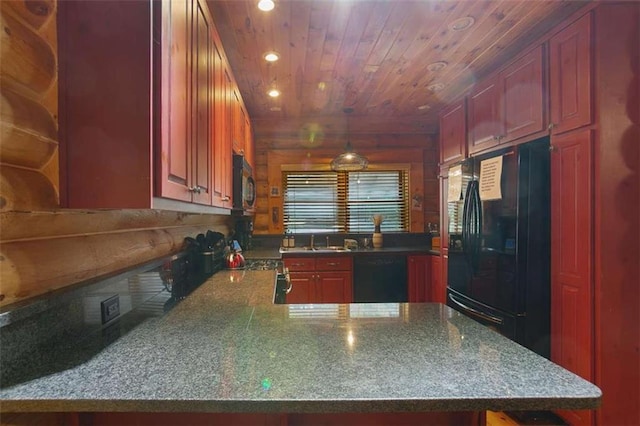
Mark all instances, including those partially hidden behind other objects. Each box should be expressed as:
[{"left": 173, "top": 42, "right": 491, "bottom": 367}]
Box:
[{"left": 1, "top": 395, "right": 601, "bottom": 414}]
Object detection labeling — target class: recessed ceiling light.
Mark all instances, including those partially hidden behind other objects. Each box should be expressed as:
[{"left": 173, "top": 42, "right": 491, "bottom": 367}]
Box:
[
  {"left": 449, "top": 16, "right": 475, "bottom": 31},
  {"left": 417, "top": 104, "right": 430, "bottom": 111},
  {"left": 268, "top": 88, "right": 280, "bottom": 98},
  {"left": 264, "top": 51, "right": 279, "bottom": 62},
  {"left": 427, "top": 61, "right": 448, "bottom": 72},
  {"left": 270, "top": 106, "right": 282, "bottom": 112},
  {"left": 427, "top": 83, "right": 445, "bottom": 92},
  {"left": 257, "top": 0, "right": 274, "bottom": 12}
]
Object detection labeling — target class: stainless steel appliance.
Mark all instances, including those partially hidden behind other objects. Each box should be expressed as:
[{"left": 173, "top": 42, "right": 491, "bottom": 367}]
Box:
[
  {"left": 273, "top": 263, "right": 291, "bottom": 304},
  {"left": 233, "top": 154, "right": 256, "bottom": 211},
  {"left": 446, "top": 137, "right": 551, "bottom": 358}
]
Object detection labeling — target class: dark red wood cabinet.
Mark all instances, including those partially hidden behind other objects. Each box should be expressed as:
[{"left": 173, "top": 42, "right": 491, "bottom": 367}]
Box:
[
  {"left": 408, "top": 255, "right": 441, "bottom": 303},
  {"left": 158, "top": 0, "right": 217, "bottom": 204},
  {"left": 439, "top": 100, "right": 467, "bottom": 165},
  {"left": 467, "top": 45, "right": 545, "bottom": 155},
  {"left": 550, "top": 128, "right": 594, "bottom": 426},
  {"left": 283, "top": 256, "right": 353, "bottom": 304},
  {"left": 59, "top": 0, "right": 239, "bottom": 211},
  {"left": 500, "top": 45, "right": 545, "bottom": 142},
  {"left": 467, "top": 75, "right": 502, "bottom": 154},
  {"left": 549, "top": 13, "right": 592, "bottom": 135},
  {"left": 157, "top": 0, "right": 191, "bottom": 203},
  {"left": 408, "top": 255, "right": 429, "bottom": 303},
  {"left": 430, "top": 255, "right": 443, "bottom": 304}
]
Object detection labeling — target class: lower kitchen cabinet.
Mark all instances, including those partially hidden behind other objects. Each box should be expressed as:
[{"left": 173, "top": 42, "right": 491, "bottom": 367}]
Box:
[
  {"left": 408, "top": 255, "right": 430, "bottom": 303},
  {"left": 69, "top": 410, "right": 482, "bottom": 425},
  {"left": 408, "top": 255, "right": 441, "bottom": 303},
  {"left": 283, "top": 256, "right": 353, "bottom": 304},
  {"left": 430, "top": 255, "right": 443, "bottom": 303}
]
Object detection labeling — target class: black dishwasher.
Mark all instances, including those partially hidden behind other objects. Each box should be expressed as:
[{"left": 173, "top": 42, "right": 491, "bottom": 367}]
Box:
[{"left": 353, "top": 255, "right": 408, "bottom": 302}]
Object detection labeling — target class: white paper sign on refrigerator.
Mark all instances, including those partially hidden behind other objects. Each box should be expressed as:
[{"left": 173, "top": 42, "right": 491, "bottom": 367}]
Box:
[{"left": 479, "top": 156, "right": 503, "bottom": 200}]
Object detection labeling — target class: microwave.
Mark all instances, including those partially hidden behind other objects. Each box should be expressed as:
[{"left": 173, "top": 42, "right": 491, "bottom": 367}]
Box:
[{"left": 233, "top": 154, "right": 256, "bottom": 211}]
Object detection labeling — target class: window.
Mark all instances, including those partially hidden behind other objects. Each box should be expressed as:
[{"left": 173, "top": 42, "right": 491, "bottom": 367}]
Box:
[
  {"left": 447, "top": 170, "right": 472, "bottom": 235},
  {"left": 282, "top": 169, "right": 409, "bottom": 233}
]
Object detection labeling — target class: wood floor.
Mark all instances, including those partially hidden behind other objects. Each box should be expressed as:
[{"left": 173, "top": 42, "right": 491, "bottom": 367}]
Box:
[
  {"left": 487, "top": 411, "right": 521, "bottom": 426},
  {"left": 487, "top": 411, "right": 568, "bottom": 426}
]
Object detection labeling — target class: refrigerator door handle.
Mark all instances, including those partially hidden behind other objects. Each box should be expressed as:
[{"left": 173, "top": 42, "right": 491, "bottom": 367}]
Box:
[
  {"left": 472, "top": 181, "right": 482, "bottom": 256},
  {"left": 474, "top": 181, "right": 482, "bottom": 234},
  {"left": 448, "top": 292, "right": 504, "bottom": 325},
  {"left": 462, "top": 181, "right": 473, "bottom": 252}
]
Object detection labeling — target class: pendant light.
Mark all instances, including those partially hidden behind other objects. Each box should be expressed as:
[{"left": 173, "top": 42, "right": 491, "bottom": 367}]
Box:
[{"left": 331, "top": 107, "right": 369, "bottom": 171}]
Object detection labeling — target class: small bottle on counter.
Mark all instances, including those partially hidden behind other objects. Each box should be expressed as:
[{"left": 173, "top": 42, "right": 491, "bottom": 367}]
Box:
[
  {"left": 288, "top": 232, "right": 295, "bottom": 248},
  {"left": 282, "top": 232, "right": 290, "bottom": 248}
]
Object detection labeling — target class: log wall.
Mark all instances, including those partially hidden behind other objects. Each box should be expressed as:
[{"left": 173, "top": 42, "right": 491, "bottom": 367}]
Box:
[{"left": 0, "top": 2, "right": 231, "bottom": 309}]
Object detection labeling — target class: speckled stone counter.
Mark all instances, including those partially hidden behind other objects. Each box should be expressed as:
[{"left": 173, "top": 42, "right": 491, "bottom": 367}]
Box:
[
  {"left": 244, "top": 245, "right": 440, "bottom": 260},
  {"left": 0, "top": 270, "right": 600, "bottom": 414}
]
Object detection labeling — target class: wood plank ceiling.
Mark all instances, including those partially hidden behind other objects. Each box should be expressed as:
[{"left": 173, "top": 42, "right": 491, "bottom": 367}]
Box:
[{"left": 208, "top": 0, "right": 589, "bottom": 137}]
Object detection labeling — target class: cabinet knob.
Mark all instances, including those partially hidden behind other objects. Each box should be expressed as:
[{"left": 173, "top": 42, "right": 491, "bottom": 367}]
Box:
[
  {"left": 549, "top": 145, "right": 557, "bottom": 152},
  {"left": 221, "top": 196, "right": 230, "bottom": 202},
  {"left": 189, "top": 186, "right": 203, "bottom": 194},
  {"left": 548, "top": 123, "right": 556, "bottom": 131}
]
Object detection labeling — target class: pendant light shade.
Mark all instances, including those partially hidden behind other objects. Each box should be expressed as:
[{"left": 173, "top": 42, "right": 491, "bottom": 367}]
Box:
[{"left": 331, "top": 108, "right": 369, "bottom": 171}]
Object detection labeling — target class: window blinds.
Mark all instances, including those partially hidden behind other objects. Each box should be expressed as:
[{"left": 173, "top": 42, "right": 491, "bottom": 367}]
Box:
[{"left": 283, "top": 170, "right": 409, "bottom": 233}]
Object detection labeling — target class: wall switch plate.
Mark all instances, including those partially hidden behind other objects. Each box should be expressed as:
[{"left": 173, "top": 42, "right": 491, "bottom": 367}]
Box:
[{"left": 101, "top": 295, "right": 120, "bottom": 324}]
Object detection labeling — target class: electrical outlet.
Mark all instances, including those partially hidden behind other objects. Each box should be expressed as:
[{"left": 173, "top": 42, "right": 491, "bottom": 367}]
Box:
[{"left": 101, "top": 295, "right": 120, "bottom": 324}]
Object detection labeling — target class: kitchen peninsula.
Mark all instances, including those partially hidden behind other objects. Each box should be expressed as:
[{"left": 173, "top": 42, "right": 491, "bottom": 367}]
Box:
[{"left": 0, "top": 269, "right": 601, "bottom": 425}]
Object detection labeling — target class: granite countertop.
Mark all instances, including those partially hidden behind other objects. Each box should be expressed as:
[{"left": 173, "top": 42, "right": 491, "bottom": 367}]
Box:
[
  {"left": 244, "top": 246, "right": 440, "bottom": 260},
  {"left": 0, "top": 270, "right": 601, "bottom": 414}
]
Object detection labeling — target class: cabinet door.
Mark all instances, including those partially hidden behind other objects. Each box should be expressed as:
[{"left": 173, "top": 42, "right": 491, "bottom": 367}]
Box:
[
  {"left": 158, "top": 0, "right": 192, "bottom": 202},
  {"left": 550, "top": 129, "right": 593, "bottom": 426},
  {"left": 286, "top": 272, "right": 315, "bottom": 304},
  {"left": 467, "top": 75, "right": 502, "bottom": 154},
  {"left": 549, "top": 13, "right": 592, "bottom": 135},
  {"left": 439, "top": 100, "right": 466, "bottom": 165},
  {"left": 501, "top": 46, "right": 545, "bottom": 141},
  {"left": 408, "top": 255, "right": 429, "bottom": 302},
  {"left": 430, "top": 255, "right": 443, "bottom": 304},
  {"left": 212, "top": 62, "right": 233, "bottom": 208},
  {"left": 222, "top": 69, "right": 234, "bottom": 207},
  {"left": 318, "top": 272, "right": 352, "bottom": 303},
  {"left": 191, "top": 0, "right": 212, "bottom": 205},
  {"left": 232, "top": 90, "right": 245, "bottom": 155},
  {"left": 244, "top": 115, "right": 254, "bottom": 169},
  {"left": 212, "top": 44, "right": 226, "bottom": 206}
]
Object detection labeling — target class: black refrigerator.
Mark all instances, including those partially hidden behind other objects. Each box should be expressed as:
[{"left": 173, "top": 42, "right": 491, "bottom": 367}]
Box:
[{"left": 446, "top": 137, "right": 550, "bottom": 359}]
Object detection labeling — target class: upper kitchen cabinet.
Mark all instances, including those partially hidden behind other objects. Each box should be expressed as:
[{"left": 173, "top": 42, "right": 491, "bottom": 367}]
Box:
[
  {"left": 549, "top": 13, "right": 592, "bottom": 135},
  {"left": 467, "top": 45, "right": 546, "bottom": 155},
  {"left": 439, "top": 99, "right": 467, "bottom": 165},
  {"left": 212, "top": 61, "right": 233, "bottom": 209},
  {"left": 59, "top": 0, "right": 243, "bottom": 212},
  {"left": 157, "top": 0, "right": 212, "bottom": 206},
  {"left": 232, "top": 89, "right": 246, "bottom": 155},
  {"left": 467, "top": 75, "right": 502, "bottom": 154},
  {"left": 243, "top": 113, "right": 254, "bottom": 169},
  {"left": 501, "top": 46, "right": 546, "bottom": 141}
]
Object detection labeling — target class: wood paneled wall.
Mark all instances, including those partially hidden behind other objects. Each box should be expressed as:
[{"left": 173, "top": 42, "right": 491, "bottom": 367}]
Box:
[
  {"left": 0, "top": 1, "right": 231, "bottom": 308},
  {"left": 252, "top": 134, "right": 439, "bottom": 235}
]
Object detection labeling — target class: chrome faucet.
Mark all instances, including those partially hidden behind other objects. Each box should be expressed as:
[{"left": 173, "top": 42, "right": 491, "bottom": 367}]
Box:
[{"left": 310, "top": 234, "right": 314, "bottom": 249}]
